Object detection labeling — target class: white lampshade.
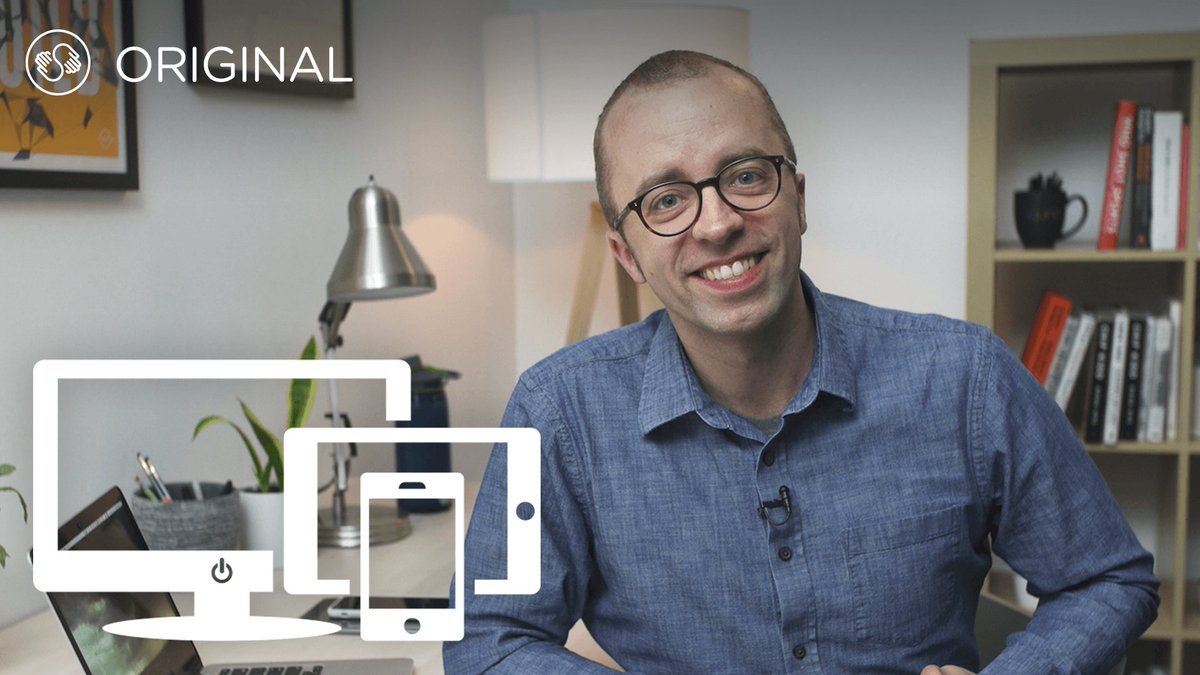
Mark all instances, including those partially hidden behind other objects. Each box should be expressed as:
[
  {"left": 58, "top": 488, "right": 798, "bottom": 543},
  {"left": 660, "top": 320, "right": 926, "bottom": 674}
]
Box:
[{"left": 483, "top": 7, "right": 750, "bottom": 182}]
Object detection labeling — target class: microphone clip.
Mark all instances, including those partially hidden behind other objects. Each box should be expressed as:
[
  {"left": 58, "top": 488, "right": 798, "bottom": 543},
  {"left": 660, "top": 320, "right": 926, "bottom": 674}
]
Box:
[{"left": 758, "top": 485, "right": 792, "bottom": 526}]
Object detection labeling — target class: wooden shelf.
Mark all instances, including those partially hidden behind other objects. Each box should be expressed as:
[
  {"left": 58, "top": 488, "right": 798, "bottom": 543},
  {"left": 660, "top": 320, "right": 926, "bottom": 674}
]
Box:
[
  {"left": 1149, "top": 580, "right": 1178, "bottom": 640},
  {"left": 969, "top": 31, "right": 1200, "bottom": 672},
  {"left": 1084, "top": 442, "right": 1186, "bottom": 456},
  {"left": 1184, "top": 611, "right": 1200, "bottom": 640},
  {"left": 994, "top": 247, "right": 1191, "bottom": 263}
]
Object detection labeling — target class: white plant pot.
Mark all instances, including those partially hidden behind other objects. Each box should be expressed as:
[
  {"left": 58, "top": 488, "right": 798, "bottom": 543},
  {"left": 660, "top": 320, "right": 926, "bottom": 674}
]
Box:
[{"left": 239, "top": 487, "right": 284, "bottom": 567}]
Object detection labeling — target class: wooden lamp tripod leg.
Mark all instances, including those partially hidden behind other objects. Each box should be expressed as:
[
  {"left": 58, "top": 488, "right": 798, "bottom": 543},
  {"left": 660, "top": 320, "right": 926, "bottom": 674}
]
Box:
[{"left": 566, "top": 202, "right": 654, "bottom": 345}]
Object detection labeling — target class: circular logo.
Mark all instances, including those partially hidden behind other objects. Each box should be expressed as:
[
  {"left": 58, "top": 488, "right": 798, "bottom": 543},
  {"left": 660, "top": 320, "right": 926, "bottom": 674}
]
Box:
[{"left": 25, "top": 29, "right": 92, "bottom": 97}]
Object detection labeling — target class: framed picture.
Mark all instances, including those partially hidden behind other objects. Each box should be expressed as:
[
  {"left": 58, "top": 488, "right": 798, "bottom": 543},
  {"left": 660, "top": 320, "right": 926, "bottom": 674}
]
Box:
[
  {"left": 184, "top": 0, "right": 355, "bottom": 99},
  {"left": 0, "top": 0, "right": 139, "bottom": 190}
]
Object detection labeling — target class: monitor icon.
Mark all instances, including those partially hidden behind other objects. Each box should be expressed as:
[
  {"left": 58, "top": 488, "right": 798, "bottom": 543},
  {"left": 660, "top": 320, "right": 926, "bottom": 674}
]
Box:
[{"left": 32, "top": 359, "right": 541, "bottom": 642}]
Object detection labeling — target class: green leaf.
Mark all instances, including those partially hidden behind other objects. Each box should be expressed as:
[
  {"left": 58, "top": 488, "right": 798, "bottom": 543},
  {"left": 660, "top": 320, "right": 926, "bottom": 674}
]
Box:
[
  {"left": 193, "top": 414, "right": 267, "bottom": 487},
  {"left": 287, "top": 336, "right": 319, "bottom": 429},
  {"left": 240, "top": 401, "right": 284, "bottom": 492},
  {"left": 0, "top": 487, "right": 28, "bottom": 523},
  {"left": 0, "top": 464, "right": 14, "bottom": 477},
  {"left": 0, "top": 544, "right": 8, "bottom": 568}
]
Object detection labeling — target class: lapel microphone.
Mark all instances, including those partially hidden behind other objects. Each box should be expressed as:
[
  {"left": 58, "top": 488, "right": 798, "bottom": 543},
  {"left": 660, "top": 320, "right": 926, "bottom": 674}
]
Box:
[{"left": 758, "top": 485, "right": 792, "bottom": 526}]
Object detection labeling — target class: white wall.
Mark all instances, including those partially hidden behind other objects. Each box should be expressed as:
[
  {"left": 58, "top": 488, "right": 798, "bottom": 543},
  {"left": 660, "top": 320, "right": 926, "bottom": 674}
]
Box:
[{"left": 0, "top": 0, "right": 511, "bottom": 627}]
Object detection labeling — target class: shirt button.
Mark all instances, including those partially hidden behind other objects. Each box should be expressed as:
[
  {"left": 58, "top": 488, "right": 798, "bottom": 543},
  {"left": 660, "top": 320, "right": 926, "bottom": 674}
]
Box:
[
  {"left": 778, "top": 546, "right": 793, "bottom": 561},
  {"left": 763, "top": 450, "right": 776, "bottom": 466},
  {"left": 793, "top": 644, "right": 807, "bottom": 660}
]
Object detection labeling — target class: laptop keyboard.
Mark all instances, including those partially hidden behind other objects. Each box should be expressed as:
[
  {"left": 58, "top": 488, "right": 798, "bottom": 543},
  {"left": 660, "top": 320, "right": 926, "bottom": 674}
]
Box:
[{"left": 213, "top": 662, "right": 321, "bottom": 667}]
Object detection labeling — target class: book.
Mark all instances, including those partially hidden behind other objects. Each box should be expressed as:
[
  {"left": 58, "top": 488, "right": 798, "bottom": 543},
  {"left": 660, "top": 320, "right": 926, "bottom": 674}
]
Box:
[
  {"left": 1098, "top": 100, "right": 1137, "bottom": 251},
  {"left": 1118, "top": 315, "right": 1146, "bottom": 440},
  {"left": 1194, "top": 363, "right": 1200, "bottom": 441},
  {"left": 1102, "top": 309, "right": 1130, "bottom": 445},
  {"left": 1136, "top": 316, "right": 1158, "bottom": 441},
  {"left": 1129, "top": 105, "right": 1154, "bottom": 249},
  {"left": 1146, "top": 315, "right": 1173, "bottom": 443},
  {"left": 1020, "top": 290, "right": 1073, "bottom": 384},
  {"left": 1151, "top": 111, "right": 1183, "bottom": 251},
  {"left": 1053, "top": 311, "right": 1096, "bottom": 411},
  {"left": 1044, "top": 314, "right": 1079, "bottom": 398},
  {"left": 1166, "top": 299, "right": 1182, "bottom": 441},
  {"left": 1084, "top": 315, "right": 1113, "bottom": 444},
  {"left": 1182, "top": 124, "right": 1191, "bottom": 250}
]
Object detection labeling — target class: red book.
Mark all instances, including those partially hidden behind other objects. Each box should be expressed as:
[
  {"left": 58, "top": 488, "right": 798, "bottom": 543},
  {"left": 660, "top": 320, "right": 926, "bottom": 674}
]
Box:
[
  {"left": 1181, "top": 124, "right": 1191, "bottom": 250},
  {"left": 1021, "top": 290, "right": 1074, "bottom": 384},
  {"left": 1098, "top": 100, "right": 1137, "bottom": 250}
]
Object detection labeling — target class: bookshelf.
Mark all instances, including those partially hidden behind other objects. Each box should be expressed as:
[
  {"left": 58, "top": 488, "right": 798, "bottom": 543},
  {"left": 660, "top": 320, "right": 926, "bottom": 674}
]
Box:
[{"left": 967, "top": 32, "right": 1200, "bottom": 674}]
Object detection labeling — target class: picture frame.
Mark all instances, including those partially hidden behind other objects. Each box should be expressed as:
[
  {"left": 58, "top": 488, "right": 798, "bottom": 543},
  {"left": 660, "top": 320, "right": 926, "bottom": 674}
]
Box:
[
  {"left": 0, "top": 0, "right": 139, "bottom": 190},
  {"left": 184, "top": 0, "right": 355, "bottom": 99}
]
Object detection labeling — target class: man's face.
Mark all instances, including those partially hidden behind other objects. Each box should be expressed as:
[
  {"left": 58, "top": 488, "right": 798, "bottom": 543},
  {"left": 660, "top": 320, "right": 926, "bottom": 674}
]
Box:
[{"left": 602, "top": 70, "right": 807, "bottom": 342}]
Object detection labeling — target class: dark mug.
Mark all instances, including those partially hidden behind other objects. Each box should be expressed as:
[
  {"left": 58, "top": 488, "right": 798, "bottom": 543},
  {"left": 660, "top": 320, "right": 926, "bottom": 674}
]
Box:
[{"left": 1014, "top": 188, "right": 1087, "bottom": 249}]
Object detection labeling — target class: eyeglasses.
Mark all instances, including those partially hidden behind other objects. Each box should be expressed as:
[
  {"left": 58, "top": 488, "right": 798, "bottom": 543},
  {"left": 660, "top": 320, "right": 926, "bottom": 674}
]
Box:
[{"left": 612, "top": 155, "right": 797, "bottom": 237}]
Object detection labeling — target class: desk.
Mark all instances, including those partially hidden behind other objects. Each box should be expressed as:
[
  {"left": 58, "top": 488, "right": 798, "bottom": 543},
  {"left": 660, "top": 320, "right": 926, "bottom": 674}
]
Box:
[{"left": 0, "top": 481, "right": 617, "bottom": 674}]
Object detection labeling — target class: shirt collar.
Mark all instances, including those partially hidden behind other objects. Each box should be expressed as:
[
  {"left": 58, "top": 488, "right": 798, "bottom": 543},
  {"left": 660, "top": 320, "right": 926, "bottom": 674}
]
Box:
[{"left": 637, "top": 271, "right": 857, "bottom": 435}]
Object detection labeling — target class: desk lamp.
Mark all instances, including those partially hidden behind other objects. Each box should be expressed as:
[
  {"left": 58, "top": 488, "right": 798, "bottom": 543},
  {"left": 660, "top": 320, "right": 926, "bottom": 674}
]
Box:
[{"left": 318, "top": 176, "right": 436, "bottom": 547}]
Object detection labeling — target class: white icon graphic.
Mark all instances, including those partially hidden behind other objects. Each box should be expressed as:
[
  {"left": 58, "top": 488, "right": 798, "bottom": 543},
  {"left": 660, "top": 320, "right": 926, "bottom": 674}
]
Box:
[
  {"left": 360, "top": 472, "right": 465, "bottom": 641},
  {"left": 32, "top": 360, "right": 542, "bottom": 642},
  {"left": 34, "top": 42, "right": 83, "bottom": 81},
  {"left": 24, "top": 29, "right": 92, "bottom": 96}
]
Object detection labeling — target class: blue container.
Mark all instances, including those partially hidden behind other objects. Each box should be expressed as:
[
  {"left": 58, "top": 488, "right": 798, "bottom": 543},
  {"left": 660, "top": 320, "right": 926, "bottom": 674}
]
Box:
[{"left": 395, "top": 357, "right": 459, "bottom": 513}]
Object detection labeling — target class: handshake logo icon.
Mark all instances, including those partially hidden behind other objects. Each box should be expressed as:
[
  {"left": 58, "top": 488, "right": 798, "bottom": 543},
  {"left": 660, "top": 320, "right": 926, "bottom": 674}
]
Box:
[
  {"left": 35, "top": 43, "right": 83, "bottom": 82},
  {"left": 24, "top": 29, "right": 91, "bottom": 96}
]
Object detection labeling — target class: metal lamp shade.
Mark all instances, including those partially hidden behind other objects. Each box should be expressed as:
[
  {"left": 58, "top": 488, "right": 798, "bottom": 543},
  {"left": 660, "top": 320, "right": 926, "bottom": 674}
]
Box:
[{"left": 326, "top": 177, "right": 436, "bottom": 302}]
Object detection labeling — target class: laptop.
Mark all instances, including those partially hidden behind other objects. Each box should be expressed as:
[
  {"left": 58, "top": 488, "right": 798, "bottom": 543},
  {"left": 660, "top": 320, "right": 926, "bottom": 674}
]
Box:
[{"left": 45, "top": 486, "right": 410, "bottom": 675}]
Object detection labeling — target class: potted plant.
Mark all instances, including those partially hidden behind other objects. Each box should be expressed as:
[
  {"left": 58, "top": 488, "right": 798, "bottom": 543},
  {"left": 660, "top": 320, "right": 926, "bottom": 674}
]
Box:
[
  {"left": 0, "top": 463, "right": 29, "bottom": 569},
  {"left": 193, "top": 337, "right": 317, "bottom": 561}
]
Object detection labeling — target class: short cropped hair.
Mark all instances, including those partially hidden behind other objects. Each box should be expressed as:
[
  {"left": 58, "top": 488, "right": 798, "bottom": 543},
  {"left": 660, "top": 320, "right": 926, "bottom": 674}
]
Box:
[{"left": 593, "top": 50, "right": 797, "bottom": 228}]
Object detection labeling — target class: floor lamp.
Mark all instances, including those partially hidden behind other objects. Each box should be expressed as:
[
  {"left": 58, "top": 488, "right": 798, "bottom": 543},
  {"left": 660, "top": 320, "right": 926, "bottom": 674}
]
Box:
[
  {"left": 482, "top": 7, "right": 746, "bottom": 343},
  {"left": 318, "top": 175, "right": 436, "bottom": 548}
]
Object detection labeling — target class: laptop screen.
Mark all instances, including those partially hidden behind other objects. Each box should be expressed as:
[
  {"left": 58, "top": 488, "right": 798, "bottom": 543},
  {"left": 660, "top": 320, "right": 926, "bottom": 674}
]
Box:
[{"left": 47, "top": 486, "right": 204, "bottom": 675}]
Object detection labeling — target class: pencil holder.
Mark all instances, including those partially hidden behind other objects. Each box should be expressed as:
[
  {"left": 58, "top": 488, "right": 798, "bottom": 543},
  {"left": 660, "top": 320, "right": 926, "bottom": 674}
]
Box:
[{"left": 129, "top": 481, "right": 241, "bottom": 551}]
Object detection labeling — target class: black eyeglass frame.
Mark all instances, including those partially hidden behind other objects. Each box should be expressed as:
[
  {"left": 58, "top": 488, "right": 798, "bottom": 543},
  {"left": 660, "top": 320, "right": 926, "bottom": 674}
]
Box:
[{"left": 611, "top": 154, "right": 798, "bottom": 237}]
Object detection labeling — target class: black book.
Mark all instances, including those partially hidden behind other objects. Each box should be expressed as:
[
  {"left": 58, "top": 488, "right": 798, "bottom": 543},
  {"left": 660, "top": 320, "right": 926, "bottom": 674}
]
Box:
[
  {"left": 1084, "top": 317, "right": 1114, "bottom": 444},
  {"left": 1118, "top": 315, "right": 1146, "bottom": 440},
  {"left": 1129, "top": 104, "right": 1154, "bottom": 249}
]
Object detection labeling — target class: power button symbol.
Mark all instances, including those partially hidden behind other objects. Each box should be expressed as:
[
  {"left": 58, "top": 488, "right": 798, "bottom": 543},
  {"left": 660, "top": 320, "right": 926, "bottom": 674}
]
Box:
[{"left": 211, "top": 557, "right": 233, "bottom": 583}]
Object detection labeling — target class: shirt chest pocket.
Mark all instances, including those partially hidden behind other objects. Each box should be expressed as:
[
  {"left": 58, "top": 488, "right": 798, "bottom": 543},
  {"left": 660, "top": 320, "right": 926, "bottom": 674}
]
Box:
[{"left": 843, "top": 505, "right": 965, "bottom": 648}]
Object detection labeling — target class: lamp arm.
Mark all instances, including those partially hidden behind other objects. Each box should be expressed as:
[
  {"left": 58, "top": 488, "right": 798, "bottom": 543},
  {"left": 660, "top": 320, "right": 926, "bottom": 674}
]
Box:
[
  {"left": 318, "top": 302, "right": 354, "bottom": 512},
  {"left": 319, "top": 301, "right": 351, "bottom": 351}
]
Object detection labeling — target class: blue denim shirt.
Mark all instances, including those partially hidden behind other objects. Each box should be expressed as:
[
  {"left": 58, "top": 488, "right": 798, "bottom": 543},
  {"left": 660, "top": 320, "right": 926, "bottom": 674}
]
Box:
[{"left": 445, "top": 274, "right": 1158, "bottom": 674}]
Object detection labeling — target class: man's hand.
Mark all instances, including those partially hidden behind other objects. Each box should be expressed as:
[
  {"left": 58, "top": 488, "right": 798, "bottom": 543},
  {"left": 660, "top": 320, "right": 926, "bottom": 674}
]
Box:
[{"left": 920, "top": 666, "right": 975, "bottom": 675}]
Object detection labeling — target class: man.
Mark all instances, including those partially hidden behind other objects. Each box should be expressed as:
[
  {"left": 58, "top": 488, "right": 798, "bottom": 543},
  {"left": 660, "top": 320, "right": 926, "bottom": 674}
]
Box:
[{"left": 445, "top": 51, "right": 1158, "bottom": 674}]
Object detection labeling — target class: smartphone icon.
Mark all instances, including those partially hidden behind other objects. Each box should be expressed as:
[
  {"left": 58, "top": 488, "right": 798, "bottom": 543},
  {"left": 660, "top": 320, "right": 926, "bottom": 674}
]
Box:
[
  {"left": 359, "top": 472, "right": 464, "bottom": 641},
  {"left": 327, "top": 595, "right": 450, "bottom": 620}
]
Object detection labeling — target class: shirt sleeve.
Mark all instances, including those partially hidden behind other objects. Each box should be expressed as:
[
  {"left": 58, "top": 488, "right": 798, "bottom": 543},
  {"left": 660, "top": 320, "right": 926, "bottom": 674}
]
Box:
[
  {"left": 972, "top": 332, "right": 1160, "bottom": 675},
  {"left": 443, "top": 375, "right": 632, "bottom": 673}
]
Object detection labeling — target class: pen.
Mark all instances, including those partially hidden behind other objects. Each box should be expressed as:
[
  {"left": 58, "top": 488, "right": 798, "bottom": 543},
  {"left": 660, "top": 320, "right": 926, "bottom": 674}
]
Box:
[
  {"left": 134, "top": 474, "right": 159, "bottom": 502},
  {"left": 137, "top": 452, "right": 173, "bottom": 503}
]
